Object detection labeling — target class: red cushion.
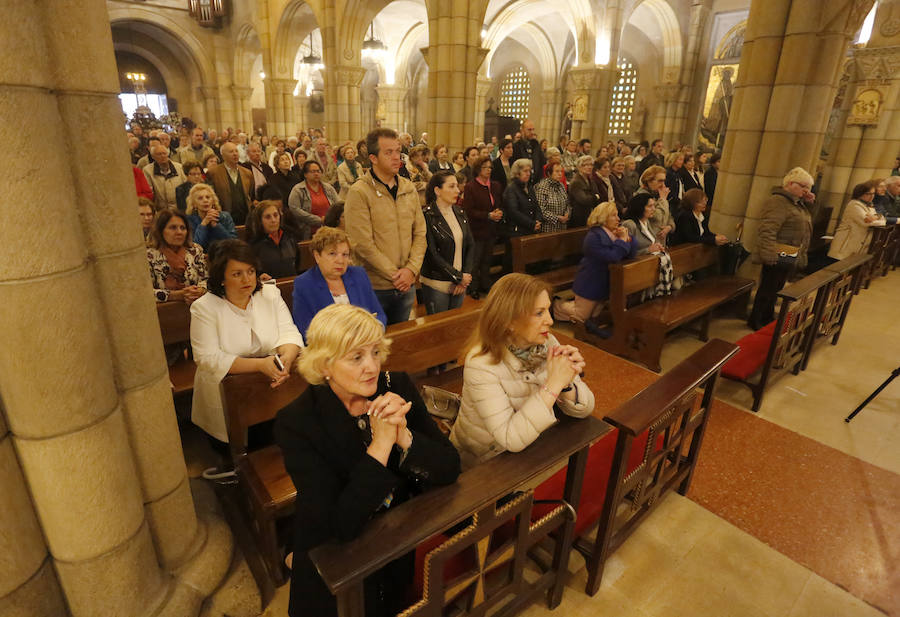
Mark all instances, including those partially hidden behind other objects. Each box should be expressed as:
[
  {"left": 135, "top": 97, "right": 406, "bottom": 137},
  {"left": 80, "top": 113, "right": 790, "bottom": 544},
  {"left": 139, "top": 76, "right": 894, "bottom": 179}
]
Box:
[
  {"left": 532, "top": 428, "right": 654, "bottom": 537},
  {"left": 722, "top": 325, "right": 775, "bottom": 380}
]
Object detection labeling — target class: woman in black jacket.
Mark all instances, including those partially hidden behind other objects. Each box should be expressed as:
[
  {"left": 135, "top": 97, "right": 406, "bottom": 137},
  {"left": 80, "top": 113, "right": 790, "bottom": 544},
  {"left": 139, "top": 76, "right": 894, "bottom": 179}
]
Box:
[
  {"left": 503, "top": 158, "right": 544, "bottom": 236},
  {"left": 269, "top": 152, "right": 304, "bottom": 208},
  {"left": 672, "top": 188, "right": 728, "bottom": 246},
  {"left": 421, "top": 170, "right": 475, "bottom": 313},
  {"left": 247, "top": 199, "right": 301, "bottom": 278},
  {"left": 275, "top": 304, "right": 460, "bottom": 617}
]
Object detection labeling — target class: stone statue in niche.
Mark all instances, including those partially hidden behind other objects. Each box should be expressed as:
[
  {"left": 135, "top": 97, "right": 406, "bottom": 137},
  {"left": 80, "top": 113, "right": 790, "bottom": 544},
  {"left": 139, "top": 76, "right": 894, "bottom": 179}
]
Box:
[
  {"left": 573, "top": 95, "right": 587, "bottom": 121},
  {"left": 562, "top": 102, "right": 573, "bottom": 136},
  {"left": 486, "top": 96, "right": 496, "bottom": 113},
  {"left": 847, "top": 88, "right": 883, "bottom": 126},
  {"left": 631, "top": 99, "right": 647, "bottom": 140}
]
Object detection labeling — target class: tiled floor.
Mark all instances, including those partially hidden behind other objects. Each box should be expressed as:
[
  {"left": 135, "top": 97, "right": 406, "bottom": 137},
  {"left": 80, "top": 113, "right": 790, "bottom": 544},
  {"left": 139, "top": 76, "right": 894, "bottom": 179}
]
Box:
[{"left": 254, "top": 270, "right": 900, "bottom": 616}]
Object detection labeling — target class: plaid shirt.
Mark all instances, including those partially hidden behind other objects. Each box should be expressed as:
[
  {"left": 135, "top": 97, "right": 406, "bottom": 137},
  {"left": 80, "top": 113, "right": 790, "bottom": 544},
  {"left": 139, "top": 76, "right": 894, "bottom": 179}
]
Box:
[{"left": 535, "top": 178, "right": 570, "bottom": 233}]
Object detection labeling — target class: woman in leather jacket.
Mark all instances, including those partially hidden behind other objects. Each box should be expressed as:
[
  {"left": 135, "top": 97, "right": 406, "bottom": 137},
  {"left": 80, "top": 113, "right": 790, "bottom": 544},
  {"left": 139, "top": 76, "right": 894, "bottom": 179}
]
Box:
[{"left": 420, "top": 170, "right": 475, "bottom": 314}]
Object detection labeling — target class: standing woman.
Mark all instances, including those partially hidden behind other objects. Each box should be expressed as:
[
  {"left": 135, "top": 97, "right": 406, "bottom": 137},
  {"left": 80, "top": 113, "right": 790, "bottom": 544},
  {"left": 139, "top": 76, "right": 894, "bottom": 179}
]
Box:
[
  {"left": 147, "top": 209, "right": 208, "bottom": 303},
  {"left": 568, "top": 155, "right": 599, "bottom": 228},
  {"left": 190, "top": 239, "right": 303, "bottom": 445},
  {"left": 185, "top": 183, "right": 238, "bottom": 251},
  {"left": 421, "top": 171, "right": 475, "bottom": 313},
  {"left": 636, "top": 165, "right": 675, "bottom": 244},
  {"left": 269, "top": 152, "right": 304, "bottom": 208},
  {"left": 503, "top": 159, "right": 544, "bottom": 237},
  {"left": 490, "top": 138, "right": 515, "bottom": 191},
  {"left": 680, "top": 154, "right": 703, "bottom": 192},
  {"left": 288, "top": 159, "right": 342, "bottom": 239},
  {"left": 827, "top": 181, "right": 887, "bottom": 262},
  {"left": 664, "top": 151, "right": 686, "bottom": 211},
  {"left": 462, "top": 156, "right": 504, "bottom": 297},
  {"left": 337, "top": 144, "right": 363, "bottom": 200},
  {"left": 609, "top": 156, "right": 630, "bottom": 213},
  {"left": 275, "top": 304, "right": 460, "bottom": 617},
  {"left": 248, "top": 200, "right": 302, "bottom": 279},
  {"left": 561, "top": 140, "right": 580, "bottom": 181},
  {"left": 428, "top": 143, "right": 453, "bottom": 173},
  {"left": 449, "top": 273, "right": 595, "bottom": 469},
  {"left": 405, "top": 145, "right": 433, "bottom": 205},
  {"left": 591, "top": 157, "right": 616, "bottom": 210},
  {"left": 452, "top": 151, "right": 466, "bottom": 173},
  {"left": 534, "top": 161, "right": 570, "bottom": 232}
]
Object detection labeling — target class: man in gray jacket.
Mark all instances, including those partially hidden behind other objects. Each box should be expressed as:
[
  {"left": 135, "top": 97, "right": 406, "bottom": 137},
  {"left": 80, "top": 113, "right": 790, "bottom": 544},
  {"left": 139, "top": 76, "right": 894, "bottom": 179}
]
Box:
[{"left": 345, "top": 128, "right": 427, "bottom": 324}]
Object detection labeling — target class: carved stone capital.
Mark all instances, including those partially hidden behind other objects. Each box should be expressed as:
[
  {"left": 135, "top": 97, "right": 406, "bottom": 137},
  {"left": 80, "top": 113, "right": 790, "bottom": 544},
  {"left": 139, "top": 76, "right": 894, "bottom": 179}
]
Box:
[
  {"left": 475, "top": 78, "right": 492, "bottom": 98},
  {"left": 230, "top": 85, "right": 253, "bottom": 99},
  {"left": 655, "top": 84, "right": 681, "bottom": 100},
  {"left": 853, "top": 45, "right": 900, "bottom": 81},
  {"left": 376, "top": 85, "right": 408, "bottom": 101},
  {"left": 568, "top": 66, "right": 607, "bottom": 92},
  {"left": 332, "top": 65, "right": 367, "bottom": 87}
]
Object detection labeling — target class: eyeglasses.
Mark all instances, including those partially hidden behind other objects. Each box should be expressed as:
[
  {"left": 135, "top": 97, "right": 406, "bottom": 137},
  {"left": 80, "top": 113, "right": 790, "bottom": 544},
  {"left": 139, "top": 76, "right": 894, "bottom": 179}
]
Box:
[{"left": 792, "top": 181, "right": 812, "bottom": 190}]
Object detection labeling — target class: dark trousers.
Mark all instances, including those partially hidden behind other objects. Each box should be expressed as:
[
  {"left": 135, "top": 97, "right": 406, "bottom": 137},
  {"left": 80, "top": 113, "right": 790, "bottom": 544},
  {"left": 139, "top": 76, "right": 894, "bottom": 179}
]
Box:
[
  {"left": 470, "top": 235, "right": 496, "bottom": 293},
  {"left": 748, "top": 264, "right": 791, "bottom": 330},
  {"left": 374, "top": 288, "right": 416, "bottom": 325}
]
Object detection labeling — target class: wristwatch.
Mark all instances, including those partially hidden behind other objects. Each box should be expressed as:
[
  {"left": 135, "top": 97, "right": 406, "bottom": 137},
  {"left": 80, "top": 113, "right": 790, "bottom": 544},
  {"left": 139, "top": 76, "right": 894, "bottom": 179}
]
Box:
[{"left": 155, "top": 289, "right": 168, "bottom": 302}]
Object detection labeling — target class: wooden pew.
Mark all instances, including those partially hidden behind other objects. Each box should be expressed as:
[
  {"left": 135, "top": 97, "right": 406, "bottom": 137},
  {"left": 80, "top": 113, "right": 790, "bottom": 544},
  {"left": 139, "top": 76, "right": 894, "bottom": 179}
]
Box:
[
  {"left": 721, "top": 268, "right": 839, "bottom": 411},
  {"left": 220, "top": 306, "right": 482, "bottom": 600},
  {"left": 509, "top": 227, "right": 588, "bottom": 291},
  {"left": 576, "top": 243, "right": 754, "bottom": 372},
  {"left": 235, "top": 225, "right": 247, "bottom": 241},
  {"left": 861, "top": 225, "right": 898, "bottom": 288},
  {"left": 576, "top": 338, "right": 738, "bottom": 594},
  {"left": 310, "top": 416, "right": 610, "bottom": 617},
  {"left": 156, "top": 300, "right": 196, "bottom": 395}
]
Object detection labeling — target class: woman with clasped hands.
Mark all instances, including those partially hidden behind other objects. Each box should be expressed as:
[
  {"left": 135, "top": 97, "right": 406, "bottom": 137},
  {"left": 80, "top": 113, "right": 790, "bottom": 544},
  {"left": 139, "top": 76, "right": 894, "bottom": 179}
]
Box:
[
  {"left": 450, "top": 273, "right": 595, "bottom": 469},
  {"left": 190, "top": 239, "right": 303, "bottom": 445},
  {"left": 275, "top": 304, "right": 460, "bottom": 617}
]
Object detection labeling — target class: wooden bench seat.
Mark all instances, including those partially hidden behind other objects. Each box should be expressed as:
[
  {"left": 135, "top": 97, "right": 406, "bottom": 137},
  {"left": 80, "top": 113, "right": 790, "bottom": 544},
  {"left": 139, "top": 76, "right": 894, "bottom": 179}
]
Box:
[
  {"left": 576, "top": 243, "right": 753, "bottom": 372},
  {"left": 510, "top": 227, "right": 588, "bottom": 291}
]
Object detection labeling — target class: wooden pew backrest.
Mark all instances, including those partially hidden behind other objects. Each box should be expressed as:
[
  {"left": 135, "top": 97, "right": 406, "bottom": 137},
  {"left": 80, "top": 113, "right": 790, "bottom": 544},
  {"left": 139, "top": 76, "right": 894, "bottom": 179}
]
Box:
[{"left": 510, "top": 227, "right": 588, "bottom": 272}]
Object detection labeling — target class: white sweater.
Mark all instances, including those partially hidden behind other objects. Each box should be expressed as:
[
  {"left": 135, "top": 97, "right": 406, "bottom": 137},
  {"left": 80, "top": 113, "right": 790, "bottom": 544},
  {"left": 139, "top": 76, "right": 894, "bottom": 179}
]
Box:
[{"left": 450, "top": 334, "right": 595, "bottom": 469}]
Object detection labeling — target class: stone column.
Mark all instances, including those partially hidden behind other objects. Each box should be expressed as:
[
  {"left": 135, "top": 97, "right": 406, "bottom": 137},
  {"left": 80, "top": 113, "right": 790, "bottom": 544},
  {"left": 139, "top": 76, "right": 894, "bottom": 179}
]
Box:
[
  {"left": 821, "top": 43, "right": 900, "bottom": 214},
  {"left": 295, "top": 93, "right": 309, "bottom": 134},
  {"left": 231, "top": 86, "right": 253, "bottom": 135},
  {"left": 423, "top": 0, "right": 490, "bottom": 154},
  {"left": 675, "top": 0, "right": 713, "bottom": 145},
  {"left": 539, "top": 89, "right": 558, "bottom": 142},
  {"left": 376, "top": 85, "right": 409, "bottom": 133},
  {"left": 652, "top": 84, "right": 681, "bottom": 147},
  {"left": 276, "top": 79, "right": 298, "bottom": 135},
  {"left": 264, "top": 78, "right": 285, "bottom": 137},
  {"left": 473, "top": 78, "right": 492, "bottom": 143},
  {"left": 712, "top": 0, "right": 875, "bottom": 254},
  {"left": 324, "top": 65, "right": 367, "bottom": 145},
  {"left": 0, "top": 3, "right": 232, "bottom": 616},
  {"left": 199, "top": 86, "right": 222, "bottom": 131},
  {"left": 568, "top": 66, "right": 615, "bottom": 143}
]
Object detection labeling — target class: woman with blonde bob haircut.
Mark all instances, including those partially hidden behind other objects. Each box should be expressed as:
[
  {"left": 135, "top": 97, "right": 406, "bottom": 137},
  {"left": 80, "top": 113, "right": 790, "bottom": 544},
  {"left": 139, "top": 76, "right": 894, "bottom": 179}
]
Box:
[
  {"left": 185, "top": 182, "right": 238, "bottom": 250},
  {"left": 275, "top": 304, "right": 460, "bottom": 617},
  {"left": 449, "top": 273, "right": 595, "bottom": 469}
]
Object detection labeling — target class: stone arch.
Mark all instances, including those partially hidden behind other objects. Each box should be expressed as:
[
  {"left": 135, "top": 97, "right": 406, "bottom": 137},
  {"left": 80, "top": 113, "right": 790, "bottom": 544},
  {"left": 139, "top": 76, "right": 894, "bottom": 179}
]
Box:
[
  {"left": 234, "top": 22, "right": 263, "bottom": 88},
  {"left": 622, "top": 0, "right": 682, "bottom": 81},
  {"left": 273, "top": 0, "right": 320, "bottom": 79},
  {"left": 106, "top": 6, "right": 215, "bottom": 87},
  {"left": 394, "top": 22, "right": 428, "bottom": 86}
]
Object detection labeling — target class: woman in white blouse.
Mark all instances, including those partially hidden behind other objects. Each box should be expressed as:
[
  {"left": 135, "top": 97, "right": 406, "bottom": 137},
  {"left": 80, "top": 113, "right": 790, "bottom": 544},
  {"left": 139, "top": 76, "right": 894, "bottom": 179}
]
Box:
[{"left": 190, "top": 239, "right": 303, "bottom": 446}]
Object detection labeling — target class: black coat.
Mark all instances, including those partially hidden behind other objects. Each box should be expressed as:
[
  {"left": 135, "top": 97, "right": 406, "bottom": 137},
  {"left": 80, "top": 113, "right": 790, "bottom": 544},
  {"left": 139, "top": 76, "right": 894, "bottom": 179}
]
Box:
[
  {"left": 269, "top": 169, "right": 304, "bottom": 207},
  {"left": 665, "top": 167, "right": 685, "bottom": 210},
  {"left": 637, "top": 152, "right": 665, "bottom": 176},
  {"left": 568, "top": 173, "right": 598, "bottom": 228},
  {"left": 513, "top": 138, "right": 545, "bottom": 182},
  {"left": 251, "top": 229, "right": 301, "bottom": 278},
  {"left": 680, "top": 167, "right": 703, "bottom": 193},
  {"left": 275, "top": 372, "right": 460, "bottom": 617},
  {"left": 491, "top": 157, "right": 513, "bottom": 192},
  {"left": 672, "top": 208, "right": 717, "bottom": 246},
  {"left": 704, "top": 167, "right": 718, "bottom": 210},
  {"left": 421, "top": 203, "right": 475, "bottom": 284},
  {"left": 502, "top": 178, "right": 544, "bottom": 236}
]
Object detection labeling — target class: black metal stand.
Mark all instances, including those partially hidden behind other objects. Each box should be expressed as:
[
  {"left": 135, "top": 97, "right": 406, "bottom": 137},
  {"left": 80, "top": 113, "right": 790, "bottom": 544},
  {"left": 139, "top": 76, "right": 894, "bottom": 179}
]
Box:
[{"left": 845, "top": 366, "right": 900, "bottom": 423}]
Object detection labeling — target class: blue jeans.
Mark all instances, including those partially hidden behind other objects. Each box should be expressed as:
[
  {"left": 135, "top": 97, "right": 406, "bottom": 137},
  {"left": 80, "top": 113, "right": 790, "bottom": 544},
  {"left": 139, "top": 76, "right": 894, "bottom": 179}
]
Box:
[
  {"left": 422, "top": 285, "right": 464, "bottom": 315},
  {"left": 374, "top": 288, "right": 417, "bottom": 325}
]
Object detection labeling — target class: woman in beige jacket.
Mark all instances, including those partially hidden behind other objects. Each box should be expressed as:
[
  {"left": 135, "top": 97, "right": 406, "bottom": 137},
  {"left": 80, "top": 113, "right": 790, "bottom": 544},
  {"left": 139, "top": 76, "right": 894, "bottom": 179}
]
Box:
[
  {"left": 449, "top": 273, "right": 595, "bottom": 469},
  {"left": 827, "top": 181, "right": 886, "bottom": 262}
]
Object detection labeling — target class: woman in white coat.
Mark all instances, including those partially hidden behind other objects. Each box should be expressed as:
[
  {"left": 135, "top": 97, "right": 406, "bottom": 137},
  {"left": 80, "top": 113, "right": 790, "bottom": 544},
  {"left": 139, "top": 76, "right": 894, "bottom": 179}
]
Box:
[
  {"left": 190, "top": 239, "right": 304, "bottom": 451},
  {"left": 449, "top": 273, "right": 595, "bottom": 469},
  {"left": 828, "top": 181, "right": 886, "bottom": 262}
]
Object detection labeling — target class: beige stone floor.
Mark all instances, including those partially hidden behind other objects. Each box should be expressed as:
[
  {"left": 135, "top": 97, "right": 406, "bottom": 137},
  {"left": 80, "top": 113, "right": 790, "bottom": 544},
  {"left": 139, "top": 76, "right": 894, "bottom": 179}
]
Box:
[{"left": 255, "top": 269, "right": 899, "bottom": 617}]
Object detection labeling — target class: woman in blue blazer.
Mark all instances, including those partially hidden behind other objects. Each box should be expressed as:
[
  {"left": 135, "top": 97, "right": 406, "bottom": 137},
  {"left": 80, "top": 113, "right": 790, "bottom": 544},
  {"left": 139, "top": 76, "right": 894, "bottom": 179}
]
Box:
[
  {"left": 292, "top": 227, "right": 387, "bottom": 336},
  {"left": 553, "top": 201, "right": 637, "bottom": 323}
]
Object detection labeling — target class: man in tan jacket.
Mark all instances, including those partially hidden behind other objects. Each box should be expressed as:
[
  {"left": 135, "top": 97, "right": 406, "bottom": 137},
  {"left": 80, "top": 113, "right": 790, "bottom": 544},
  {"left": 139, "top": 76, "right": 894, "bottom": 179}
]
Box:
[
  {"left": 345, "top": 128, "right": 426, "bottom": 324},
  {"left": 748, "top": 167, "right": 814, "bottom": 330}
]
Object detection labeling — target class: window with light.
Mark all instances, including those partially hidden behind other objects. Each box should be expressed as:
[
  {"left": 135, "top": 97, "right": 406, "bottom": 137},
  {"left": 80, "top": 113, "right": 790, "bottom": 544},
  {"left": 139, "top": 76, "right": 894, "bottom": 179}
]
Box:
[
  {"left": 499, "top": 67, "right": 530, "bottom": 121},
  {"left": 608, "top": 59, "right": 637, "bottom": 136}
]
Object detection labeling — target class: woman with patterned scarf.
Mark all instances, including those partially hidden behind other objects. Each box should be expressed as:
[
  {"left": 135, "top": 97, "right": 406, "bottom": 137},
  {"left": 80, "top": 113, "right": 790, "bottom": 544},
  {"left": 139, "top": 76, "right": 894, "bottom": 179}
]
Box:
[{"left": 449, "top": 273, "right": 595, "bottom": 470}]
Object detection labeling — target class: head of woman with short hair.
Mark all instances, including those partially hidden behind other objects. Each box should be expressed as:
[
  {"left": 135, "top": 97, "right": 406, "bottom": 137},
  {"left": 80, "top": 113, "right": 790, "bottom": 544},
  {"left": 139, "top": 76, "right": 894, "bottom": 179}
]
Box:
[
  {"left": 624, "top": 193, "right": 656, "bottom": 223},
  {"left": 202, "top": 153, "right": 220, "bottom": 173},
  {"left": 681, "top": 188, "right": 707, "bottom": 213},
  {"left": 782, "top": 167, "right": 814, "bottom": 189},
  {"left": 640, "top": 165, "right": 667, "bottom": 191},
  {"left": 576, "top": 155, "right": 594, "bottom": 179},
  {"left": 275, "top": 152, "right": 294, "bottom": 174},
  {"left": 247, "top": 199, "right": 285, "bottom": 243},
  {"left": 183, "top": 161, "right": 204, "bottom": 185},
  {"left": 185, "top": 183, "right": 221, "bottom": 216},
  {"left": 594, "top": 157, "right": 611, "bottom": 177},
  {"left": 510, "top": 158, "right": 533, "bottom": 183},
  {"left": 471, "top": 273, "right": 554, "bottom": 363},
  {"left": 851, "top": 180, "right": 878, "bottom": 202},
  {"left": 207, "top": 239, "right": 262, "bottom": 301},
  {"left": 297, "top": 304, "right": 391, "bottom": 389},
  {"left": 587, "top": 201, "right": 621, "bottom": 229},
  {"left": 149, "top": 208, "right": 194, "bottom": 250},
  {"left": 664, "top": 151, "right": 684, "bottom": 170}
]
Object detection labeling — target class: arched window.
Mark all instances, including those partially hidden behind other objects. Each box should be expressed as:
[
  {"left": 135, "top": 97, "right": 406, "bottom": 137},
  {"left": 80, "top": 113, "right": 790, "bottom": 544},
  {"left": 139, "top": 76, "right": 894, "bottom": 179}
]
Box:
[
  {"left": 608, "top": 58, "right": 637, "bottom": 136},
  {"left": 499, "top": 67, "right": 530, "bottom": 121}
]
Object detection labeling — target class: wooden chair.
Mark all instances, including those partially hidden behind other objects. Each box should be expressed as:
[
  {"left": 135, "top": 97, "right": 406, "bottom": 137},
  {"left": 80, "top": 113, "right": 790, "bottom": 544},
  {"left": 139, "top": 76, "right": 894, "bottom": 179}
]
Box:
[{"left": 509, "top": 227, "right": 588, "bottom": 291}]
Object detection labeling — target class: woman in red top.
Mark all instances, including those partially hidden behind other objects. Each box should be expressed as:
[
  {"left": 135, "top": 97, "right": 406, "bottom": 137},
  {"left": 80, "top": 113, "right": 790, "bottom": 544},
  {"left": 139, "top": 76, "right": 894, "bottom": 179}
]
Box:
[
  {"left": 287, "top": 160, "right": 342, "bottom": 239},
  {"left": 461, "top": 156, "right": 504, "bottom": 297}
]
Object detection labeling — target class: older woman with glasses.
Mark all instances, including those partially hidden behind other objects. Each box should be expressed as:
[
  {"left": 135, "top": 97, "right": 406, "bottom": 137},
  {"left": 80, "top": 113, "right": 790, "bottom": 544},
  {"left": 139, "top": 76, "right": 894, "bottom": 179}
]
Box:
[
  {"left": 748, "top": 167, "right": 815, "bottom": 330},
  {"left": 827, "top": 181, "right": 886, "bottom": 263},
  {"left": 288, "top": 159, "right": 342, "bottom": 239},
  {"left": 568, "top": 155, "right": 599, "bottom": 228}
]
